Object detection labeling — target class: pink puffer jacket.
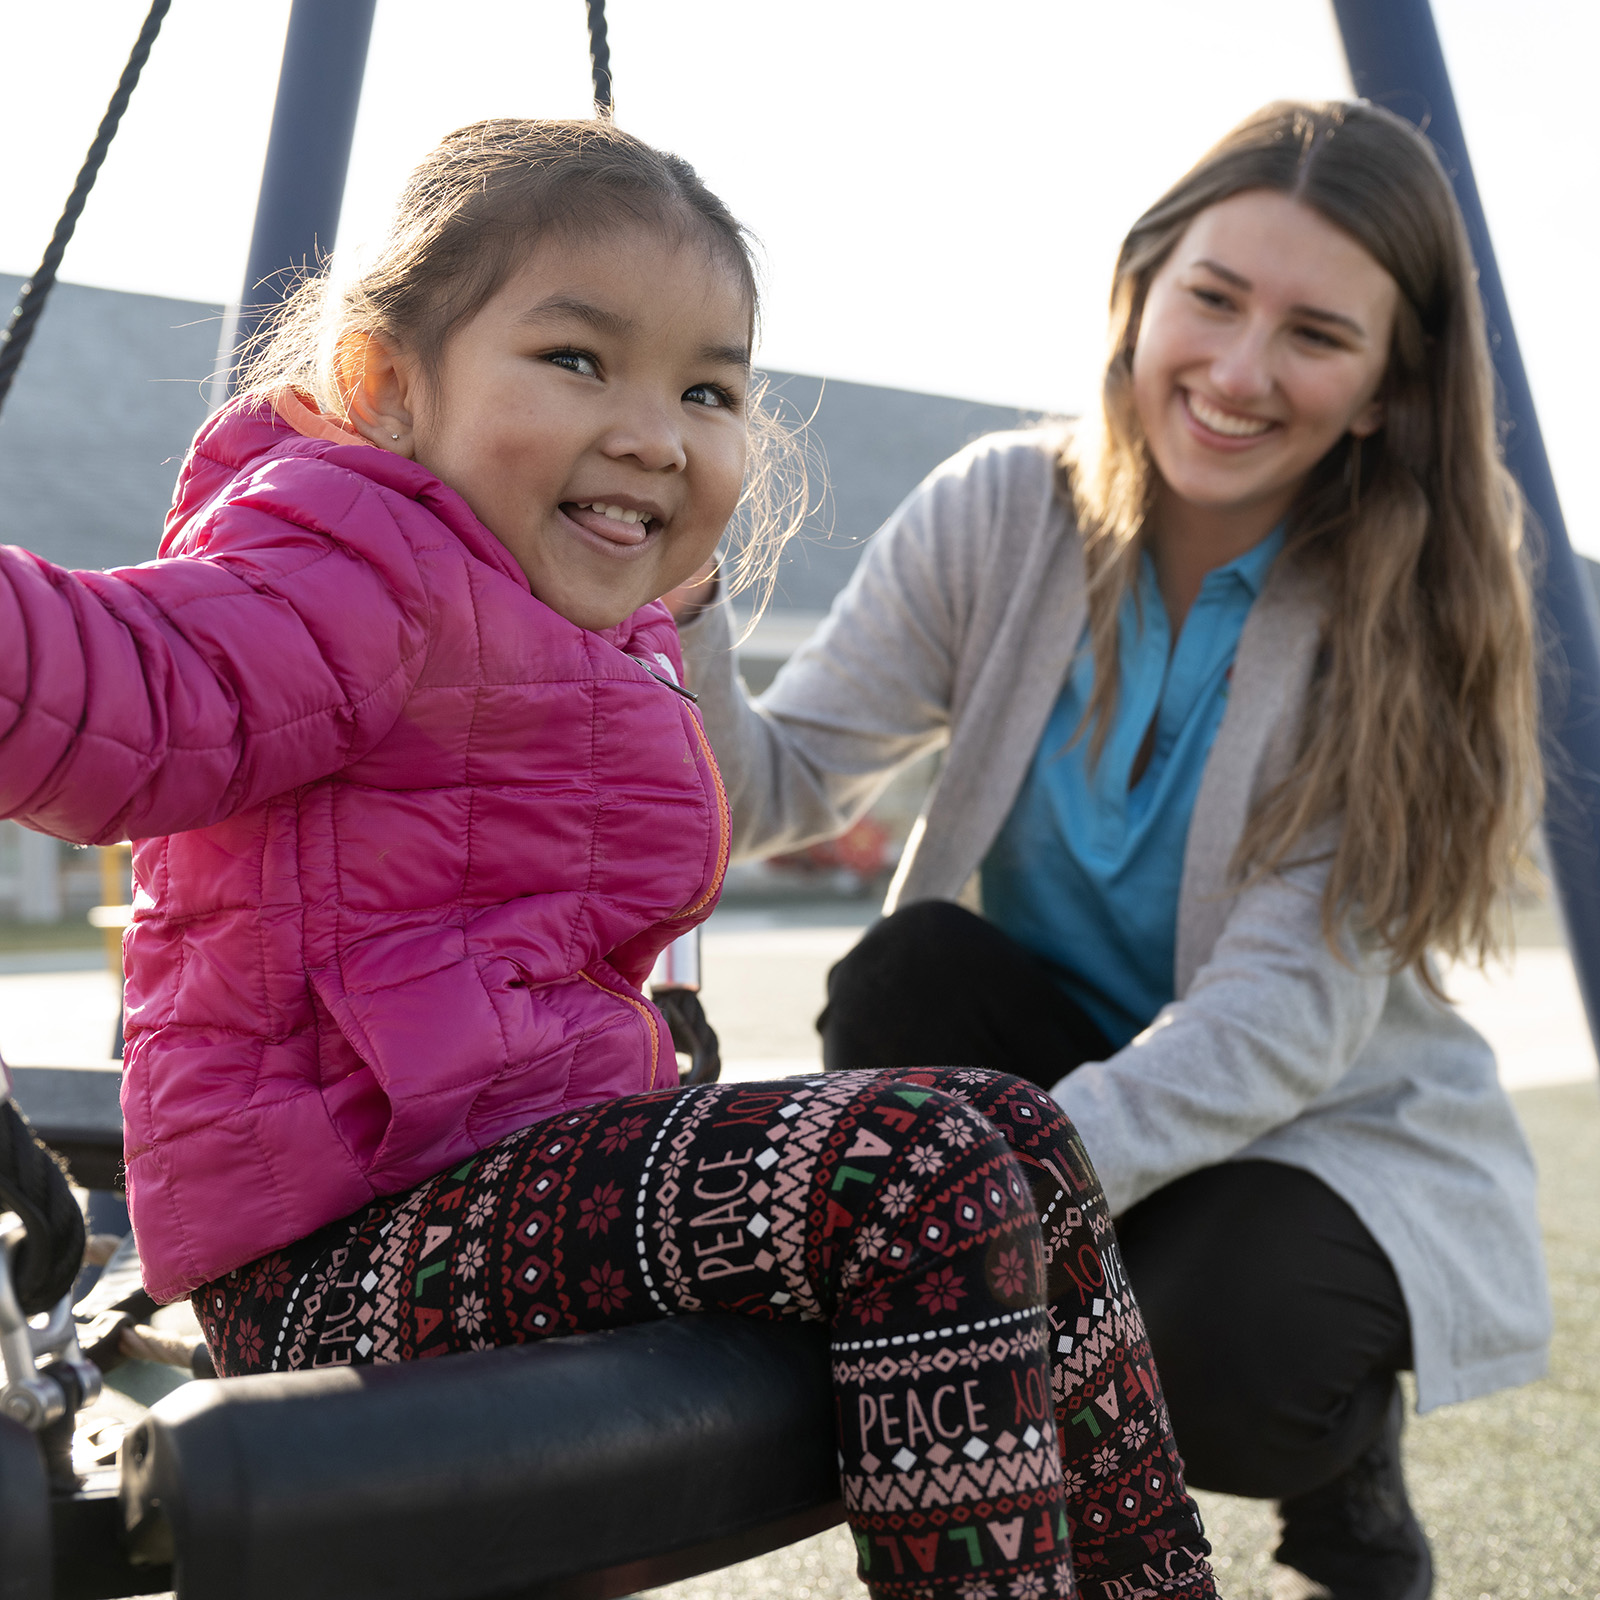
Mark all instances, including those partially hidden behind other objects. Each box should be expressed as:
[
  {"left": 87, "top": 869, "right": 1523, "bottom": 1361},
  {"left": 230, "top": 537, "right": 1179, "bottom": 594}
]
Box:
[{"left": 0, "top": 401, "right": 727, "bottom": 1300}]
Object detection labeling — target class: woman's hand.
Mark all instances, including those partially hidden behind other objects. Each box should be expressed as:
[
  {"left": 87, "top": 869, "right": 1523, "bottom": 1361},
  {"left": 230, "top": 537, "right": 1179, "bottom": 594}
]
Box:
[{"left": 662, "top": 558, "right": 719, "bottom": 622}]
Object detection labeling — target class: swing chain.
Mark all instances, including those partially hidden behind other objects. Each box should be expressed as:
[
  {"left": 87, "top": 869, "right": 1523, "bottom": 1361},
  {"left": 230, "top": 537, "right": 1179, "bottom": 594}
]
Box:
[
  {"left": 586, "top": 0, "right": 614, "bottom": 120},
  {"left": 0, "top": 0, "right": 172, "bottom": 421},
  {"left": 0, "top": 1230, "right": 100, "bottom": 1439},
  {"left": 0, "top": 1065, "right": 101, "bottom": 1497},
  {"left": 648, "top": 929, "right": 722, "bottom": 1085}
]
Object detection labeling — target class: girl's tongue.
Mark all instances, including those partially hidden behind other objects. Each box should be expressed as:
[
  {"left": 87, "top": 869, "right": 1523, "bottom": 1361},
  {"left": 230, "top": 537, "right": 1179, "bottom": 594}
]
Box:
[{"left": 565, "top": 501, "right": 652, "bottom": 547}]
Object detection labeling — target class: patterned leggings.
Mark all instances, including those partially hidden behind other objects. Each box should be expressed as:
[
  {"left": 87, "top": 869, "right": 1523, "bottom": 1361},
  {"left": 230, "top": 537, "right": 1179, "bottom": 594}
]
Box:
[{"left": 196, "top": 1069, "right": 1215, "bottom": 1600}]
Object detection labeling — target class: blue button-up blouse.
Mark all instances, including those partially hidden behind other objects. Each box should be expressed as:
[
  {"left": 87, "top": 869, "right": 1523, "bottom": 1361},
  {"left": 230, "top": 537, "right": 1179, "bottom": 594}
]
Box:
[{"left": 980, "top": 527, "right": 1284, "bottom": 1047}]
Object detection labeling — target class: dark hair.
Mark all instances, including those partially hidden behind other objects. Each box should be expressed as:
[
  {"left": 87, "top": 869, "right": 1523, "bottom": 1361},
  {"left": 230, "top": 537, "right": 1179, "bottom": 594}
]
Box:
[{"left": 1066, "top": 100, "right": 1538, "bottom": 983}]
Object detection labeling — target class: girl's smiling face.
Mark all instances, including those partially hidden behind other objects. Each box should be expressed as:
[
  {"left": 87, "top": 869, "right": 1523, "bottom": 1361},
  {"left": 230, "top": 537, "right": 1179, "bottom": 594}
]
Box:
[
  {"left": 373, "top": 223, "right": 752, "bottom": 631},
  {"left": 1131, "top": 189, "right": 1399, "bottom": 530}
]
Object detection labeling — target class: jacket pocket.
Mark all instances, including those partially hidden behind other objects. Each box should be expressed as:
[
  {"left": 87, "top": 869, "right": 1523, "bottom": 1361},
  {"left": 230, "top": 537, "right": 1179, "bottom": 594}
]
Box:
[{"left": 307, "top": 956, "right": 572, "bottom": 1184}]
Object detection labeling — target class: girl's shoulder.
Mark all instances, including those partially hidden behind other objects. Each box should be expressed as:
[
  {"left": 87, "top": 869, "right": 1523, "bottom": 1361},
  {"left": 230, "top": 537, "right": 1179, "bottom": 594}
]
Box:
[
  {"left": 164, "top": 402, "right": 408, "bottom": 550},
  {"left": 161, "top": 402, "right": 524, "bottom": 587}
]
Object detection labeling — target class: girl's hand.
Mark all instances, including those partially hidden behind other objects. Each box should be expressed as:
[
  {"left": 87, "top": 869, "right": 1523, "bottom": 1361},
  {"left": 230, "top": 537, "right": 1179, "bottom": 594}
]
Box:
[{"left": 663, "top": 558, "right": 719, "bottom": 622}]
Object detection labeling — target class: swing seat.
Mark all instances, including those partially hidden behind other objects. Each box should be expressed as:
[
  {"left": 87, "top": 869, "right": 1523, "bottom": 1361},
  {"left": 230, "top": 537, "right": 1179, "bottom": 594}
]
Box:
[
  {"left": 4, "top": 1311, "right": 841, "bottom": 1600},
  {"left": 120, "top": 1313, "right": 842, "bottom": 1600}
]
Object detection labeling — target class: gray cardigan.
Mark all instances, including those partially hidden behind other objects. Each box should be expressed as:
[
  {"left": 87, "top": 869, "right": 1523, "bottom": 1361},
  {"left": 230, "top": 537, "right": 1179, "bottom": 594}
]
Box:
[{"left": 681, "top": 428, "right": 1550, "bottom": 1413}]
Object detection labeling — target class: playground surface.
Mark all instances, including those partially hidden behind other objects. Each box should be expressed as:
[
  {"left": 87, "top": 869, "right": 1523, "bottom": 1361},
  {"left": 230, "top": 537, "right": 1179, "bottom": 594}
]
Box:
[{"left": 1, "top": 897, "right": 1595, "bottom": 1598}]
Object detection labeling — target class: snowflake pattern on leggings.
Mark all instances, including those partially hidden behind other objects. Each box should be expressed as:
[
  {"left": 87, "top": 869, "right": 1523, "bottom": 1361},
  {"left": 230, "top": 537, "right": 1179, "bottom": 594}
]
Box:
[{"left": 196, "top": 1069, "right": 1214, "bottom": 1600}]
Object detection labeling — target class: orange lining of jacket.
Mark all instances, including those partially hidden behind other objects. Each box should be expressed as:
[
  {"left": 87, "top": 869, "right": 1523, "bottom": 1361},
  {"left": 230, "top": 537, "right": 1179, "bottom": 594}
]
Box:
[
  {"left": 679, "top": 713, "right": 731, "bottom": 920},
  {"left": 578, "top": 970, "right": 662, "bottom": 1086},
  {"left": 273, "top": 387, "right": 378, "bottom": 448}
]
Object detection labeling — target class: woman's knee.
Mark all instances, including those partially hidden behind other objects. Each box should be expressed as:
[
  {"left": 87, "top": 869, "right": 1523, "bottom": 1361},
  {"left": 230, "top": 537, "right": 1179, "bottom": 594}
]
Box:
[
  {"left": 1118, "top": 1163, "right": 1411, "bottom": 1498},
  {"left": 1140, "top": 1318, "right": 1399, "bottom": 1499},
  {"left": 825, "top": 900, "right": 994, "bottom": 1002},
  {"left": 820, "top": 907, "right": 1103, "bottom": 1087}
]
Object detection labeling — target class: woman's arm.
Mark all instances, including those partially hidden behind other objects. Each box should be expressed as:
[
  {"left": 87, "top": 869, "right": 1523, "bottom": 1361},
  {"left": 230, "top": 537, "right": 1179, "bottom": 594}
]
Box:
[
  {"left": 0, "top": 471, "right": 431, "bottom": 844},
  {"left": 1052, "top": 848, "right": 1391, "bottom": 1214},
  {"left": 679, "top": 437, "right": 1016, "bottom": 861}
]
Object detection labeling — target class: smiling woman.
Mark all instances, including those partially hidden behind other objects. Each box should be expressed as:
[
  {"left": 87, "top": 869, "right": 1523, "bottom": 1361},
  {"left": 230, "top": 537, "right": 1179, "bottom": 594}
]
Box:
[
  {"left": 1129, "top": 190, "right": 1396, "bottom": 627},
  {"left": 677, "top": 99, "right": 1546, "bottom": 1600},
  {"left": 1070, "top": 102, "right": 1536, "bottom": 976}
]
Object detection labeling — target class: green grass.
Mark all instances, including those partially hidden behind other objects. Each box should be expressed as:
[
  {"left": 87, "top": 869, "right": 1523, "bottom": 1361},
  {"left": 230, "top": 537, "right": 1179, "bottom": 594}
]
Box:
[
  {"left": 647, "top": 1081, "right": 1600, "bottom": 1600},
  {"left": 0, "top": 918, "right": 104, "bottom": 954}
]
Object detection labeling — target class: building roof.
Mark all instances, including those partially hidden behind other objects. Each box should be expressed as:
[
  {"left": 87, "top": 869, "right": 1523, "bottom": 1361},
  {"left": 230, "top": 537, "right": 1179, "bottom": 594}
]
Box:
[
  {"left": 754, "top": 370, "right": 1041, "bottom": 612},
  {"left": 0, "top": 274, "right": 218, "bottom": 572}
]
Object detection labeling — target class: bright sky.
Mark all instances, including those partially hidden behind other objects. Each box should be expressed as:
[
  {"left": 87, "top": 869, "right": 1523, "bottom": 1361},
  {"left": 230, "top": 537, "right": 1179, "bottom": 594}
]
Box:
[{"left": 3, "top": 1, "right": 1597, "bottom": 550}]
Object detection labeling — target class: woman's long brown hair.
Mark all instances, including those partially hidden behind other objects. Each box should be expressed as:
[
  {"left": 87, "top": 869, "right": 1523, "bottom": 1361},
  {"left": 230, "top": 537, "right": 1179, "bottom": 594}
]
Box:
[{"left": 1065, "top": 100, "right": 1540, "bottom": 985}]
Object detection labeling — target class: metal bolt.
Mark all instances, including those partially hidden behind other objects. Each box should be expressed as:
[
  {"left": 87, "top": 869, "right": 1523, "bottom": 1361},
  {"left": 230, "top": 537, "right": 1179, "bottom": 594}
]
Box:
[{"left": 2, "top": 1388, "right": 38, "bottom": 1426}]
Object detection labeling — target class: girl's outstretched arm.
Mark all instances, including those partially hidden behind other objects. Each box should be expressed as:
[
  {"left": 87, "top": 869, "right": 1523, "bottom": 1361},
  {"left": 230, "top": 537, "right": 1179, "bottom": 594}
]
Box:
[{"left": 0, "top": 467, "right": 432, "bottom": 844}]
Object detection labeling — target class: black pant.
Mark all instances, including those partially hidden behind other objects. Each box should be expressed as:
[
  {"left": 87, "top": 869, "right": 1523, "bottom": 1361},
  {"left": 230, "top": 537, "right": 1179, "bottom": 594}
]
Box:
[{"left": 819, "top": 899, "right": 1413, "bottom": 1500}]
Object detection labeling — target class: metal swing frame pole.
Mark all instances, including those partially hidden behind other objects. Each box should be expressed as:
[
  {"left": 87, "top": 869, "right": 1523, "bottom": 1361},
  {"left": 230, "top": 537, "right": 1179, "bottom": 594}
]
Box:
[
  {"left": 1331, "top": 0, "right": 1600, "bottom": 1076},
  {"left": 217, "top": 0, "right": 611, "bottom": 384},
  {"left": 217, "top": 0, "right": 378, "bottom": 393}
]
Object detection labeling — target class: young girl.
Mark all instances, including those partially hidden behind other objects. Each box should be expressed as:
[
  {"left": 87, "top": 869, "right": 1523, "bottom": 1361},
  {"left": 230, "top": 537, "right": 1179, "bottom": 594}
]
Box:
[
  {"left": 671, "top": 100, "right": 1547, "bottom": 1599},
  {"left": 0, "top": 121, "right": 1215, "bottom": 1600}
]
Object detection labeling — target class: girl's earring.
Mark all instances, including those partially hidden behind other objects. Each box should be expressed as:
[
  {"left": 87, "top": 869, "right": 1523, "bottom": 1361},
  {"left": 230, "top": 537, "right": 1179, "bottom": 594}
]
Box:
[
  {"left": 391, "top": 433, "right": 400, "bottom": 441},
  {"left": 1348, "top": 434, "right": 1363, "bottom": 519}
]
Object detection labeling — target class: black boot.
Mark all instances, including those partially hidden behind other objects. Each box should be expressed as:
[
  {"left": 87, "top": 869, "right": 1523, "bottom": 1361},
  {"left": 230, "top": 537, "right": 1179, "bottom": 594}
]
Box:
[{"left": 1270, "top": 1383, "right": 1433, "bottom": 1599}]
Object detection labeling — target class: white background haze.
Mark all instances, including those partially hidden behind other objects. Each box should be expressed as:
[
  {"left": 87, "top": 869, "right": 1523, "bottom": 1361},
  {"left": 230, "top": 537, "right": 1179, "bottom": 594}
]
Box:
[{"left": 2, "top": 1, "right": 1595, "bottom": 549}]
